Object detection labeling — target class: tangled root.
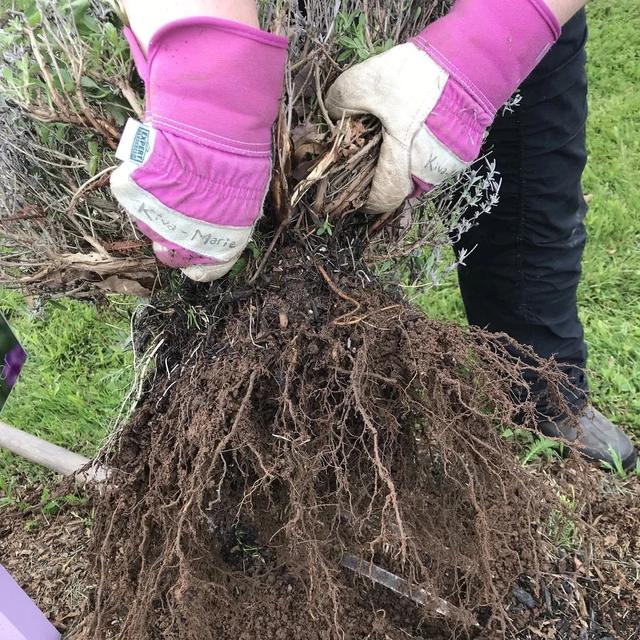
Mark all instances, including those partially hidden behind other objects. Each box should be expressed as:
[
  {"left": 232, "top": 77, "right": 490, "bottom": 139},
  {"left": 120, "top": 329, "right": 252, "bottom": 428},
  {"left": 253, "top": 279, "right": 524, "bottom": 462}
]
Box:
[{"left": 81, "top": 250, "right": 575, "bottom": 639}]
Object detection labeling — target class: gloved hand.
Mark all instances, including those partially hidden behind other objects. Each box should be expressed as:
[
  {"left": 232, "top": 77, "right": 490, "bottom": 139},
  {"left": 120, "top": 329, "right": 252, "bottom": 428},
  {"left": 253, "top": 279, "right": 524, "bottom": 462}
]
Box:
[
  {"left": 111, "top": 18, "right": 287, "bottom": 282},
  {"left": 326, "top": 0, "right": 560, "bottom": 214}
]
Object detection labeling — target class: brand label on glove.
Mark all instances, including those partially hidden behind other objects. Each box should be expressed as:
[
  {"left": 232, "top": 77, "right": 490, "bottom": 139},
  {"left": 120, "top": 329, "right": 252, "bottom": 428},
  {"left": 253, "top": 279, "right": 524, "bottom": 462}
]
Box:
[{"left": 116, "top": 118, "right": 156, "bottom": 166}]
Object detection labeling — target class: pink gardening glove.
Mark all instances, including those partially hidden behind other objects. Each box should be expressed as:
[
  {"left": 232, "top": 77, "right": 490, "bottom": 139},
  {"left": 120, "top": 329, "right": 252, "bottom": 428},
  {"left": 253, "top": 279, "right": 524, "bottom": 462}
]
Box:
[
  {"left": 111, "top": 18, "right": 287, "bottom": 282},
  {"left": 326, "top": 0, "right": 560, "bottom": 214}
]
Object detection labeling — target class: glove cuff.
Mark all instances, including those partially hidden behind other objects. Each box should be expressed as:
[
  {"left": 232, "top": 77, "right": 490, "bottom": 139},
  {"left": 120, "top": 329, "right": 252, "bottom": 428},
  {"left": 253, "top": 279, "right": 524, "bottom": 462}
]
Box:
[
  {"left": 128, "top": 17, "right": 288, "bottom": 156},
  {"left": 411, "top": 0, "right": 560, "bottom": 114}
]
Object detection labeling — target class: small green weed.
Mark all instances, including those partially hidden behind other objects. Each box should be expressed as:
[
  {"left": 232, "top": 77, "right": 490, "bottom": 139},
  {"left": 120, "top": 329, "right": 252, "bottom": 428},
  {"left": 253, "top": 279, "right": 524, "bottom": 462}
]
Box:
[
  {"left": 547, "top": 494, "right": 578, "bottom": 549},
  {"left": 39, "top": 486, "right": 89, "bottom": 516},
  {"left": 335, "top": 11, "right": 394, "bottom": 63},
  {"left": 316, "top": 215, "right": 334, "bottom": 237},
  {"left": 233, "top": 527, "right": 268, "bottom": 567},
  {"left": 24, "top": 518, "right": 40, "bottom": 531},
  {"left": 501, "top": 427, "right": 566, "bottom": 465},
  {"left": 600, "top": 446, "right": 629, "bottom": 479},
  {"left": 520, "top": 436, "right": 564, "bottom": 466},
  {"left": 185, "top": 306, "right": 203, "bottom": 332}
]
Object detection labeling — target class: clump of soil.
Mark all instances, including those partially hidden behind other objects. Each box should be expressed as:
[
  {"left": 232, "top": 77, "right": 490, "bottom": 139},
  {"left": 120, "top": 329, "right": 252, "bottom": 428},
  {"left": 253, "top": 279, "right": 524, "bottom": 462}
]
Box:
[{"left": 71, "top": 245, "right": 591, "bottom": 640}]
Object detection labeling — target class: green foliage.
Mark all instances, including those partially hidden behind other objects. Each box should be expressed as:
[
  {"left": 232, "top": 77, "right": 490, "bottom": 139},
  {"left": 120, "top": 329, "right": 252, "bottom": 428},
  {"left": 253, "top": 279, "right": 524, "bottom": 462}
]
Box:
[
  {"left": 233, "top": 527, "right": 268, "bottom": 566},
  {"left": 547, "top": 495, "right": 578, "bottom": 549},
  {"left": 316, "top": 215, "right": 334, "bottom": 237},
  {"left": 600, "top": 446, "right": 630, "bottom": 479},
  {"left": 335, "top": 10, "right": 394, "bottom": 63},
  {"left": 185, "top": 305, "right": 205, "bottom": 332},
  {"left": 0, "top": 472, "right": 90, "bottom": 516},
  {"left": 0, "top": 0, "right": 133, "bottom": 134},
  {"left": 520, "top": 435, "right": 564, "bottom": 466},
  {"left": 500, "top": 427, "right": 566, "bottom": 466}
]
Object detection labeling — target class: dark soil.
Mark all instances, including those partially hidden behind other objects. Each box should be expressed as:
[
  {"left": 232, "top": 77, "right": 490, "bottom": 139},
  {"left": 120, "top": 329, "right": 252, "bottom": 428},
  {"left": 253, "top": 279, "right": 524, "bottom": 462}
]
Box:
[
  {"left": 1, "top": 473, "right": 638, "bottom": 639},
  {"left": 501, "top": 481, "right": 640, "bottom": 639}
]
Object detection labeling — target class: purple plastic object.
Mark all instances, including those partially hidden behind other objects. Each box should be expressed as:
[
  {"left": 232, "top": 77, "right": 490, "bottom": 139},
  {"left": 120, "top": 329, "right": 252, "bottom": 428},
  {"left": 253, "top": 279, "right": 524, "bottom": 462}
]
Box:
[
  {"left": 1, "top": 314, "right": 27, "bottom": 410},
  {"left": 0, "top": 564, "right": 60, "bottom": 640},
  {"left": 3, "top": 344, "right": 27, "bottom": 389}
]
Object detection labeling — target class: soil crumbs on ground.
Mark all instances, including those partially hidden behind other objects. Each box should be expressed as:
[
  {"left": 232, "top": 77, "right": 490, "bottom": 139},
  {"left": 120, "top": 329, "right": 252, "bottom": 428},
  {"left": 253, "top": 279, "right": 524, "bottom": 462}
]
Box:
[
  {"left": 0, "top": 496, "right": 91, "bottom": 636},
  {"left": 1, "top": 459, "right": 638, "bottom": 638}
]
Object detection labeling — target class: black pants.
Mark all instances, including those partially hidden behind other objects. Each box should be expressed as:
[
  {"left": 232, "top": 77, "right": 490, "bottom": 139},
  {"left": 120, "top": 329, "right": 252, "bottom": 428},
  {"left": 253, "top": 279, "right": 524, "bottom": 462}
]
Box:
[{"left": 455, "top": 11, "right": 589, "bottom": 412}]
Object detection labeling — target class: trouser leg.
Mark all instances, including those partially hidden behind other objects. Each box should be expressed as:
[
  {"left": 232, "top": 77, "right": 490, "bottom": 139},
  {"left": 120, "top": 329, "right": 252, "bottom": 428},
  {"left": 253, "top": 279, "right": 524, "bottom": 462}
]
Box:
[{"left": 455, "top": 10, "right": 590, "bottom": 413}]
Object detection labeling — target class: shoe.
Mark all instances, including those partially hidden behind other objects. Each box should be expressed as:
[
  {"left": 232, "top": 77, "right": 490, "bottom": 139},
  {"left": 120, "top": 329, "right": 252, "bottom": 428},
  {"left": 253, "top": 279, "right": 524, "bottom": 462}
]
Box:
[{"left": 539, "top": 405, "right": 637, "bottom": 472}]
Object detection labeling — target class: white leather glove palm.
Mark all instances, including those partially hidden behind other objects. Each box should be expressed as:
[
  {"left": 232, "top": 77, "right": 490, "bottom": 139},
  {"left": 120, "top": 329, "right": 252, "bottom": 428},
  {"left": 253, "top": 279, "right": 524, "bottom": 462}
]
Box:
[{"left": 326, "top": 0, "right": 561, "bottom": 214}]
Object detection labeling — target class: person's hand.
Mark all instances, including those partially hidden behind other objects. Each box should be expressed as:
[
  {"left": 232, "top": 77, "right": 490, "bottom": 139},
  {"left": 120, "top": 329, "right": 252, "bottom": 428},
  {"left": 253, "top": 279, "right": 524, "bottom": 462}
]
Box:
[
  {"left": 326, "top": 0, "right": 560, "bottom": 214},
  {"left": 111, "top": 18, "right": 287, "bottom": 282}
]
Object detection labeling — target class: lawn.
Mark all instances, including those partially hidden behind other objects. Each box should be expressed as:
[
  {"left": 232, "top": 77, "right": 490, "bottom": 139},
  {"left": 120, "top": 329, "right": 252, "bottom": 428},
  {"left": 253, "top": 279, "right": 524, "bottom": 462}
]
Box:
[
  {"left": 0, "top": 290, "right": 134, "bottom": 492},
  {"left": 0, "top": 0, "right": 638, "bottom": 494}
]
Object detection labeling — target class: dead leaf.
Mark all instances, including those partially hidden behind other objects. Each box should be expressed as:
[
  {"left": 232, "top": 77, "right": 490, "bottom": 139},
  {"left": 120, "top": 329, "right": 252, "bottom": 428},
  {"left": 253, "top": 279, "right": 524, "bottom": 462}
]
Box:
[
  {"left": 290, "top": 121, "right": 325, "bottom": 147},
  {"left": 291, "top": 121, "right": 329, "bottom": 165},
  {"left": 96, "top": 275, "right": 151, "bottom": 297},
  {"left": 293, "top": 141, "right": 327, "bottom": 165},
  {"left": 103, "top": 239, "right": 151, "bottom": 252},
  {"left": 574, "top": 557, "right": 584, "bottom": 573},
  {"left": 346, "top": 118, "right": 367, "bottom": 145},
  {"left": 290, "top": 124, "right": 347, "bottom": 208}
]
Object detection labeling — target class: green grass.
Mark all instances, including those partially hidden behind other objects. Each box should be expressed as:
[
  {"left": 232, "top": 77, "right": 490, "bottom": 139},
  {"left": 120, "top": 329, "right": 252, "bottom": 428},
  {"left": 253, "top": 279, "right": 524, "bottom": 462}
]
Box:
[
  {"left": 0, "top": 290, "right": 133, "bottom": 492},
  {"left": 416, "top": 0, "right": 640, "bottom": 437},
  {"left": 579, "top": 1, "right": 640, "bottom": 432}
]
